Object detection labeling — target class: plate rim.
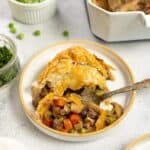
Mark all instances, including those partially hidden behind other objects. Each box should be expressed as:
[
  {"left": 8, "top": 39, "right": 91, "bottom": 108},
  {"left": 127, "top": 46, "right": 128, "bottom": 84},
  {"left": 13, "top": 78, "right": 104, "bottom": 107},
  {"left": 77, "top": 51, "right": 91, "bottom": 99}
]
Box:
[
  {"left": 19, "top": 40, "right": 136, "bottom": 138},
  {"left": 125, "top": 134, "right": 150, "bottom": 150}
]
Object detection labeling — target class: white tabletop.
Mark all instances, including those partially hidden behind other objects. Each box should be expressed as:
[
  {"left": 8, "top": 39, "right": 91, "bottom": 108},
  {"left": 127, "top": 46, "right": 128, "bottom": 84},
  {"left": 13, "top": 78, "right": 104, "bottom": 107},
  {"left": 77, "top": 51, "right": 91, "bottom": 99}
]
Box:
[{"left": 0, "top": 0, "right": 150, "bottom": 150}]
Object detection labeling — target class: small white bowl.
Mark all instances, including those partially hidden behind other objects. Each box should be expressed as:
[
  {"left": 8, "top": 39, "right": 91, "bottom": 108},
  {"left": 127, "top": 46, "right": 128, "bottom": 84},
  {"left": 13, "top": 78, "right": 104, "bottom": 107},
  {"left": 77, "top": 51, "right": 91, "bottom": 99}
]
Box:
[
  {"left": 86, "top": 0, "right": 150, "bottom": 42},
  {"left": 8, "top": 0, "right": 56, "bottom": 24}
]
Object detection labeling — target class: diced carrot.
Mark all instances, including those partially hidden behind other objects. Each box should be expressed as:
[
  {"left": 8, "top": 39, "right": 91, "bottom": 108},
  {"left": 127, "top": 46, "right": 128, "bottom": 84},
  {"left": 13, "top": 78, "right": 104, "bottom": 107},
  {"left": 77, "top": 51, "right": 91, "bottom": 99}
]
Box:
[
  {"left": 63, "top": 119, "right": 73, "bottom": 132},
  {"left": 70, "top": 114, "right": 81, "bottom": 125},
  {"left": 42, "top": 118, "right": 53, "bottom": 127},
  {"left": 53, "top": 99, "right": 66, "bottom": 107}
]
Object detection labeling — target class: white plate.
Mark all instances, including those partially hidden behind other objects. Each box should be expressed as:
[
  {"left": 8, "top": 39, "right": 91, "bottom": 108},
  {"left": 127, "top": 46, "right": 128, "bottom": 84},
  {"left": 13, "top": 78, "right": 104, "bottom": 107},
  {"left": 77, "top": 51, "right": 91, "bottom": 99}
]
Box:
[
  {"left": 125, "top": 134, "right": 150, "bottom": 150},
  {"left": 19, "top": 40, "right": 135, "bottom": 141}
]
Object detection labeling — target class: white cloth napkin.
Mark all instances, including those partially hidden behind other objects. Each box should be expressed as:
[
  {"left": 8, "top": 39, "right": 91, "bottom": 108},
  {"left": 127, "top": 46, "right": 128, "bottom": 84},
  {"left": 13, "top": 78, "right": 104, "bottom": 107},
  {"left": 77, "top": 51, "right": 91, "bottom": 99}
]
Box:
[{"left": 0, "top": 137, "right": 27, "bottom": 150}]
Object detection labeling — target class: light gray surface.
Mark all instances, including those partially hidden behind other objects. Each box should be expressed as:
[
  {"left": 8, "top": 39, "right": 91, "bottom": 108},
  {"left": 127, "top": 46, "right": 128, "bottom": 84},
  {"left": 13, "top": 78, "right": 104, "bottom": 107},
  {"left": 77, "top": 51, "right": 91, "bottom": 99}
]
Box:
[{"left": 0, "top": 0, "right": 150, "bottom": 150}]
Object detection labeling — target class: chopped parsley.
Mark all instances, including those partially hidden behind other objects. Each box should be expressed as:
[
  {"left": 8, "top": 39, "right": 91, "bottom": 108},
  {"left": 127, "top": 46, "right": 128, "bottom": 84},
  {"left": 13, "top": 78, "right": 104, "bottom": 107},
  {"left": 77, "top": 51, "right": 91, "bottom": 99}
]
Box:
[
  {"left": 0, "top": 46, "right": 13, "bottom": 68},
  {"left": 0, "top": 63, "right": 19, "bottom": 87},
  {"left": 0, "top": 46, "right": 19, "bottom": 87}
]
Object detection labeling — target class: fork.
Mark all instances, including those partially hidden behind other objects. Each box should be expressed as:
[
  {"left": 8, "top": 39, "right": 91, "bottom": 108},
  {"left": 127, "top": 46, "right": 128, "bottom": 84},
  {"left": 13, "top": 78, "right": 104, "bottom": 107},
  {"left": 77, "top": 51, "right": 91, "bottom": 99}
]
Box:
[{"left": 98, "top": 79, "right": 150, "bottom": 101}]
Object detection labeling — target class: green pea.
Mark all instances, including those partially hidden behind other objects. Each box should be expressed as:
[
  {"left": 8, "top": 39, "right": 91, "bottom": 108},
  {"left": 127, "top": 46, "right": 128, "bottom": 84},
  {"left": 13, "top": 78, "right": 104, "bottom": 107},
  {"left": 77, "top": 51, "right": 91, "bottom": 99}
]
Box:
[
  {"left": 10, "top": 27, "right": 17, "bottom": 34},
  {"left": 16, "top": 33, "right": 24, "bottom": 40},
  {"left": 0, "top": 46, "right": 13, "bottom": 68},
  {"left": 8, "top": 22, "right": 14, "bottom": 28},
  {"left": 33, "top": 30, "right": 41, "bottom": 36},
  {"left": 62, "top": 30, "right": 69, "bottom": 37}
]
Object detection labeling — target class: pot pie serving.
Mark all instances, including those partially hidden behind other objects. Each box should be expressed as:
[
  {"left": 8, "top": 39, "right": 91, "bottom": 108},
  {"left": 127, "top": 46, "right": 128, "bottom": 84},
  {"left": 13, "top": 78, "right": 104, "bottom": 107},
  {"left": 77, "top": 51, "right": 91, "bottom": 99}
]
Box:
[
  {"left": 32, "top": 46, "right": 123, "bottom": 134},
  {"left": 93, "top": 0, "right": 150, "bottom": 14}
]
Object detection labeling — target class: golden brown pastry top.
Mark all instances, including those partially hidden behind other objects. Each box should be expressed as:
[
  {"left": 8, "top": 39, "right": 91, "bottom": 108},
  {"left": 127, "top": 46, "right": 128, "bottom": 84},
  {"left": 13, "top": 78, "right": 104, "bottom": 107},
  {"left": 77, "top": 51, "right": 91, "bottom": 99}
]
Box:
[
  {"left": 32, "top": 46, "right": 114, "bottom": 108},
  {"left": 38, "top": 46, "right": 114, "bottom": 84}
]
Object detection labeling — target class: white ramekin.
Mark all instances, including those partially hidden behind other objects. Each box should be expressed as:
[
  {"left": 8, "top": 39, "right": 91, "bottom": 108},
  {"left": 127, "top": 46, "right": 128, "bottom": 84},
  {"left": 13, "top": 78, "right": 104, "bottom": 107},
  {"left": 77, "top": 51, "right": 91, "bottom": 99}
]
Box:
[
  {"left": 8, "top": 0, "right": 56, "bottom": 24},
  {"left": 87, "top": 0, "right": 150, "bottom": 42}
]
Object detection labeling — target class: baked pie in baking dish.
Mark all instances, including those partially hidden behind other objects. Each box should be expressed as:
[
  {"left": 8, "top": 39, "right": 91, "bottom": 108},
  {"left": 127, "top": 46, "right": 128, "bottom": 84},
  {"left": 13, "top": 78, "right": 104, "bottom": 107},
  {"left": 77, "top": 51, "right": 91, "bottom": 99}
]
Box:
[{"left": 93, "top": 0, "right": 150, "bottom": 14}]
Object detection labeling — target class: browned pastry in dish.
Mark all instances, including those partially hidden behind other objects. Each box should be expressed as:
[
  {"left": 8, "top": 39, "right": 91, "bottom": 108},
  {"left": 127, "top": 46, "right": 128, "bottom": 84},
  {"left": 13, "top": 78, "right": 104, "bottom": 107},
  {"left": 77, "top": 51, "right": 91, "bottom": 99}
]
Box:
[{"left": 92, "top": 0, "right": 150, "bottom": 14}]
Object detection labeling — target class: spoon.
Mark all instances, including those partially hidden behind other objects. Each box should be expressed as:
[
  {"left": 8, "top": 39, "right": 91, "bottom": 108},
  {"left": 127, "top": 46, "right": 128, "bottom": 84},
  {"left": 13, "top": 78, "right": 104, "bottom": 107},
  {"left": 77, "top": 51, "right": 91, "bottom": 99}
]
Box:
[{"left": 98, "top": 79, "right": 150, "bottom": 101}]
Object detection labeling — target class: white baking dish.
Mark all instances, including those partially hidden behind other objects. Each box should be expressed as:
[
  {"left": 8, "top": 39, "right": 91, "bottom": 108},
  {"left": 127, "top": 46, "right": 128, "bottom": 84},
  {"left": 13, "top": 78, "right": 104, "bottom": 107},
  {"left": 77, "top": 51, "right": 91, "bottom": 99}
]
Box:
[
  {"left": 86, "top": 0, "right": 150, "bottom": 42},
  {"left": 8, "top": 0, "right": 56, "bottom": 24}
]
